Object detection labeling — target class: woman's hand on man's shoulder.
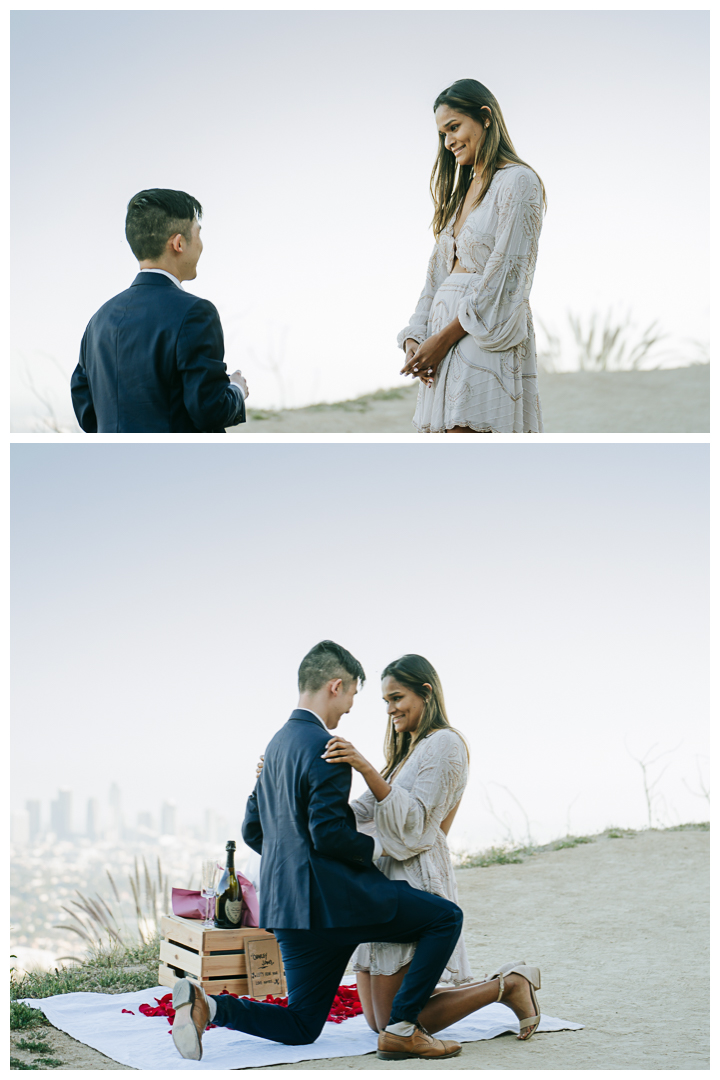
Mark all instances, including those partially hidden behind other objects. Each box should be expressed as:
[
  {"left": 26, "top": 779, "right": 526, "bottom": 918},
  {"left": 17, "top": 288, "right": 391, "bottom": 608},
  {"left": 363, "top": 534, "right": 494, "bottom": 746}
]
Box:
[{"left": 321, "top": 736, "right": 371, "bottom": 776}]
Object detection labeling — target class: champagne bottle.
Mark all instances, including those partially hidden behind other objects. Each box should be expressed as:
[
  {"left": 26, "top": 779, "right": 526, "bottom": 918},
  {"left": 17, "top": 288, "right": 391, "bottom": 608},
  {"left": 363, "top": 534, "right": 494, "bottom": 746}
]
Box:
[{"left": 215, "top": 840, "right": 243, "bottom": 929}]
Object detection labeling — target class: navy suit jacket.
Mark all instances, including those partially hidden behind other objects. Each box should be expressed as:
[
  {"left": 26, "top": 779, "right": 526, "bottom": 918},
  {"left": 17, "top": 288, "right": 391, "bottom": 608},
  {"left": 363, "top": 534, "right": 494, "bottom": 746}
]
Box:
[
  {"left": 242, "top": 710, "right": 399, "bottom": 931},
  {"left": 71, "top": 273, "right": 246, "bottom": 433}
]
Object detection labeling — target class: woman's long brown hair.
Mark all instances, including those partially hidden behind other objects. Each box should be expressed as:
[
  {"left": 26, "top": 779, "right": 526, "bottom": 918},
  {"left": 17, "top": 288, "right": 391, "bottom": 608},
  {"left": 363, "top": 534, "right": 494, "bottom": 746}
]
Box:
[
  {"left": 431, "top": 78, "right": 547, "bottom": 239},
  {"left": 380, "top": 654, "right": 469, "bottom": 779}
]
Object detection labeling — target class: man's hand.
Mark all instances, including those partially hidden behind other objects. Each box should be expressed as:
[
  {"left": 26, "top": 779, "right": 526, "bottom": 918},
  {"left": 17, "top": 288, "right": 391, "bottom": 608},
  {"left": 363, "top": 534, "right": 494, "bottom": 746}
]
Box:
[
  {"left": 256, "top": 754, "right": 264, "bottom": 779},
  {"left": 229, "top": 370, "right": 249, "bottom": 399}
]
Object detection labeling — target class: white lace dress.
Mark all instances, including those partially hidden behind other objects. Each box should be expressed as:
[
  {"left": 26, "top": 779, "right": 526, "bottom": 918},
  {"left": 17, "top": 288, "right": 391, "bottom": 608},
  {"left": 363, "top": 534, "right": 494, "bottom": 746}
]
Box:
[
  {"left": 398, "top": 164, "right": 544, "bottom": 433},
  {"left": 350, "top": 728, "right": 473, "bottom": 985}
]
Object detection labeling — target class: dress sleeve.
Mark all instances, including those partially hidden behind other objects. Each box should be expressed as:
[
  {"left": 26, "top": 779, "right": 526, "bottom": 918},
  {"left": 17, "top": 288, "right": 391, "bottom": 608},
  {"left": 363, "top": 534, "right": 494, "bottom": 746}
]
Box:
[
  {"left": 374, "top": 732, "right": 468, "bottom": 861},
  {"left": 350, "top": 788, "right": 377, "bottom": 825},
  {"left": 397, "top": 241, "right": 447, "bottom": 351},
  {"left": 351, "top": 790, "right": 379, "bottom": 843},
  {"left": 457, "top": 168, "right": 543, "bottom": 352}
]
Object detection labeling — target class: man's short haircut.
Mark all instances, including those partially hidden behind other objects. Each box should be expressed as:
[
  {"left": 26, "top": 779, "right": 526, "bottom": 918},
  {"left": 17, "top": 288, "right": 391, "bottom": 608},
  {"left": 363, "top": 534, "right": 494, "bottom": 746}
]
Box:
[
  {"left": 125, "top": 188, "right": 203, "bottom": 261},
  {"left": 298, "top": 640, "right": 366, "bottom": 692}
]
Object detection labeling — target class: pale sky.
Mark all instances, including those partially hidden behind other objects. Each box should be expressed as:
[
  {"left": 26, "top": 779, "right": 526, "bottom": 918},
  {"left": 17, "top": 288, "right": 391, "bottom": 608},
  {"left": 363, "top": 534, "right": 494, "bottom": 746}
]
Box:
[
  {"left": 10, "top": 8, "right": 709, "bottom": 428},
  {"left": 11, "top": 443, "right": 709, "bottom": 854}
]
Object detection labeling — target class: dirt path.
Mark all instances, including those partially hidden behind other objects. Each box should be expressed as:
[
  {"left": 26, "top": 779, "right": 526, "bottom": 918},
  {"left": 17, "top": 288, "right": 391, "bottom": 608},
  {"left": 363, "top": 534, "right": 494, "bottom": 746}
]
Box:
[
  {"left": 11, "top": 828, "right": 708, "bottom": 1070},
  {"left": 231, "top": 365, "right": 709, "bottom": 434}
]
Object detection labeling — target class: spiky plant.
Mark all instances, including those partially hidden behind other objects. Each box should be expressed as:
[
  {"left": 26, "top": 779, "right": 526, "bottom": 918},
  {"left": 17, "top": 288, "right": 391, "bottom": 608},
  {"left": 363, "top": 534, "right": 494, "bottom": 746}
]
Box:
[
  {"left": 537, "top": 310, "right": 679, "bottom": 373},
  {"left": 568, "top": 310, "right": 671, "bottom": 372},
  {"left": 53, "top": 857, "right": 170, "bottom": 958}
]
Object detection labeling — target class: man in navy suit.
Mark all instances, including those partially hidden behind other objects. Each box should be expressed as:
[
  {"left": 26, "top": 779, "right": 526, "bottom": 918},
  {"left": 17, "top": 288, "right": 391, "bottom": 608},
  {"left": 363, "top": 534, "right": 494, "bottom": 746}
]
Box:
[
  {"left": 71, "top": 188, "right": 248, "bottom": 433},
  {"left": 171, "top": 641, "right": 464, "bottom": 1062}
]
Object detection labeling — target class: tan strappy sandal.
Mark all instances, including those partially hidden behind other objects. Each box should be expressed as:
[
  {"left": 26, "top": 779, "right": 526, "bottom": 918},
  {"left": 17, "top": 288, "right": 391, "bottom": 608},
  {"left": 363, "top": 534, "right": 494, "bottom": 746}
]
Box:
[{"left": 492, "top": 964, "right": 542, "bottom": 1041}]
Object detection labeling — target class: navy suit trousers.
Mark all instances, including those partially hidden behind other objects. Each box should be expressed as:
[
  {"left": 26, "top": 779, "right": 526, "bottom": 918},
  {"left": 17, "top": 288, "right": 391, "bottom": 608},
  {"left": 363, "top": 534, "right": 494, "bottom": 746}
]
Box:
[{"left": 211, "top": 882, "right": 462, "bottom": 1045}]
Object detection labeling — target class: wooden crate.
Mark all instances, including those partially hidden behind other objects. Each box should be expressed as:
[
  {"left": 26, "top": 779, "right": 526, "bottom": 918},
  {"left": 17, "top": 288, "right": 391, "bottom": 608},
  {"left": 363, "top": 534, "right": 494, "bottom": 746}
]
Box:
[{"left": 158, "top": 915, "right": 287, "bottom": 998}]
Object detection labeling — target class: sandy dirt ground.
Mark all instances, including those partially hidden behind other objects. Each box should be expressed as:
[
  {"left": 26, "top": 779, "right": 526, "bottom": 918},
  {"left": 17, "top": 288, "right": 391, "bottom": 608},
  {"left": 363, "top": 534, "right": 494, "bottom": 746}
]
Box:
[
  {"left": 12, "top": 827, "right": 708, "bottom": 1070},
  {"left": 230, "top": 365, "right": 709, "bottom": 434}
]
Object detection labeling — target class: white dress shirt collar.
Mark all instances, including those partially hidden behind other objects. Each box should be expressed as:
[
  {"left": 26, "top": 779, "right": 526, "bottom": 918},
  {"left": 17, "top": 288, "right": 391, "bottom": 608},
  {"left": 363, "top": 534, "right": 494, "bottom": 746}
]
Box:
[
  {"left": 139, "top": 268, "right": 183, "bottom": 288},
  {"left": 300, "top": 708, "right": 331, "bottom": 733}
]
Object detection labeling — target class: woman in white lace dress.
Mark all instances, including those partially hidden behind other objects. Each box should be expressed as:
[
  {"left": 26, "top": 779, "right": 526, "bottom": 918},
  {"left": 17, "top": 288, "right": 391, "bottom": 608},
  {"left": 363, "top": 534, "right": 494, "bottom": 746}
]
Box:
[
  {"left": 398, "top": 78, "right": 546, "bottom": 433},
  {"left": 323, "top": 655, "right": 542, "bottom": 1039}
]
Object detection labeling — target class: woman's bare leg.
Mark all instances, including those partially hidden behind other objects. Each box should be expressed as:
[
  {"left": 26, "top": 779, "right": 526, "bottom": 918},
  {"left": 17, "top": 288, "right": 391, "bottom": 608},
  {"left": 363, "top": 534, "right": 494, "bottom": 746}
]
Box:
[
  {"left": 355, "top": 972, "right": 378, "bottom": 1032},
  {"left": 359, "top": 964, "right": 412, "bottom": 1033},
  {"left": 418, "top": 973, "right": 539, "bottom": 1037},
  {"left": 359, "top": 968, "right": 538, "bottom": 1039},
  {"left": 359, "top": 970, "right": 492, "bottom": 1026},
  {"left": 429, "top": 977, "right": 493, "bottom": 995}
]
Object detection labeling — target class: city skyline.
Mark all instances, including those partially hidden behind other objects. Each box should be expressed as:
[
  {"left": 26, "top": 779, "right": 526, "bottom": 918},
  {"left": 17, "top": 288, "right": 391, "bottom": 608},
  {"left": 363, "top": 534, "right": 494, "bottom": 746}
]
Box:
[
  {"left": 11, "top": 442, "right": 710, "bottom": 854},
  {"left": 11, "top": 782, "right": 234, "bottom": 849}
]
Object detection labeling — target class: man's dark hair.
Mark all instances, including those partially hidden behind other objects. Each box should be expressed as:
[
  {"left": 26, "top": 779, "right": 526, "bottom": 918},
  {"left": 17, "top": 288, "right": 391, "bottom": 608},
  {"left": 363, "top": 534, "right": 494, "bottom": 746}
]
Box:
[
  {"left": 125, "top": 188, "right": 203, "bottom": 261},
  {"left": 298, "top": 640, "right": 365, "bottom": 693}
]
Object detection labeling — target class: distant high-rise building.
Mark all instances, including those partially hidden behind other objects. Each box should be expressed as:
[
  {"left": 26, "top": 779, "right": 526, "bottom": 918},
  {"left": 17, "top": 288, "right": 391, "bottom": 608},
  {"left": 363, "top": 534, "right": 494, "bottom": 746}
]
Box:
[
  {"left": 11, "top": 810, "right": 30, "bottom": 847},
  {"left": 25, "top": 800, "right": 41, "bottom": 842},
  {"left": 86, "top": 797, "right": 101, "bottom": 841},
  {"left": 204, "top": 809, "right": 231, "bottom": 847},
  {"left": 161, "top": 801, "right": 176, "bottom": 836},
  {"left": 137, "top": 811, "right": 153, "bottom": 831},
  {"left": 50, "top": 790, "right": 72, "bottom": 840},
  {"left": 108, "top": 782, "right": 123, "bottom": 837}
]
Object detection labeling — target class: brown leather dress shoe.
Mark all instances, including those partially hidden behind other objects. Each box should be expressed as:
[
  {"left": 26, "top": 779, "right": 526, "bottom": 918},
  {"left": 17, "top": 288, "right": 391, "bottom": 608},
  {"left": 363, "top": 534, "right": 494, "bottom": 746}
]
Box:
[
  {"left": 171, "top": 978, "right": 211, "bottom": 1060},
  {"left": 377, "top": 1024, "right": 462, "bottom": 1060}
]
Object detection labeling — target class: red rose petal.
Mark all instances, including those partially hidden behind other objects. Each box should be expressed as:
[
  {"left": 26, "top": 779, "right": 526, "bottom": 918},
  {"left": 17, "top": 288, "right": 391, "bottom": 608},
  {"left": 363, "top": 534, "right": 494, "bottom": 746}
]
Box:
[{"left": 140, "top": 982, "right": 362, "bottom": 1030}]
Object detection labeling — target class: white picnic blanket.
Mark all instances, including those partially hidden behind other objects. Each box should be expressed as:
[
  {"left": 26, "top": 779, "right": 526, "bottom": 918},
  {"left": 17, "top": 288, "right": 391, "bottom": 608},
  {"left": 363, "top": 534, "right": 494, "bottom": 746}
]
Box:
[{"left": 20, "top": 983, "right": 583, "bottom": 1070}]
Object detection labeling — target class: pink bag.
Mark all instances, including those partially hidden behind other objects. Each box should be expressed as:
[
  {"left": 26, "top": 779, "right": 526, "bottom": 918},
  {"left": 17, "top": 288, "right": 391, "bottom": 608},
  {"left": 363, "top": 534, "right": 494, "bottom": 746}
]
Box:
[
  {"left": 171, "top": 871, "right": 259, "bottom": 928},
  {"left": 237, "top": 869, "right": 260, "bottom": 928},
  {"left": 171, "top": 887, "right": 207, "bottom": 920}
]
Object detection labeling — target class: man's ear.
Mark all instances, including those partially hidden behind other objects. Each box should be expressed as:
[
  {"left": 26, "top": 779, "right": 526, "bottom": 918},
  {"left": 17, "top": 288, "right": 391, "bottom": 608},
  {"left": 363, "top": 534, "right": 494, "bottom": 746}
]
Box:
[
  {"left": 168, "top": 233, "right": 184, "bottom": 254},
  {"left": 328, "top": 678, "right": 343, "bottom": 698}
]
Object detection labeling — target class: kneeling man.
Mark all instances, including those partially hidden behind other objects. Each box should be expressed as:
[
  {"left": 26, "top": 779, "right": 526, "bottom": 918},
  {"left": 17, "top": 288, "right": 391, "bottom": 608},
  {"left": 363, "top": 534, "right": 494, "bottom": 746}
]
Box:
[{"left": 172, "top": 640, "right": 464, "bottom": 1061}]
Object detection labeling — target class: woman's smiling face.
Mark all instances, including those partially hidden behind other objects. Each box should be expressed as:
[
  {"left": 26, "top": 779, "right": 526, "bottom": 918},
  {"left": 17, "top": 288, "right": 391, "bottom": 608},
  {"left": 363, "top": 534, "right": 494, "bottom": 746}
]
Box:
[
  {"left": 382, "top": 675, "right": 429, "bottom": 738},
  {"left": 435, "top": 103, "right": 487, "bottom": 167}
]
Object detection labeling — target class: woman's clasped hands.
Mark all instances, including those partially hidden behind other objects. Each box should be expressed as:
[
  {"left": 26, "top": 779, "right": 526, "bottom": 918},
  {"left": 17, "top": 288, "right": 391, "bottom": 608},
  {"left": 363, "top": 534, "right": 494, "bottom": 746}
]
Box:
[
  {"left": 401, "top": 337, "right": 443, "bottom": 386},
  {"left": 401, "top": 318, "right": 466, "bottom": 386}
]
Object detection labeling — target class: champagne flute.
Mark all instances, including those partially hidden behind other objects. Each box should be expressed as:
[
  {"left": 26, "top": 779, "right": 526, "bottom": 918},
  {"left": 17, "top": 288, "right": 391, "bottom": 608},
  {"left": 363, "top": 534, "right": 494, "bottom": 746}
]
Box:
[{"left": 200, "top": 860, "right": 217, "bottom": 929}]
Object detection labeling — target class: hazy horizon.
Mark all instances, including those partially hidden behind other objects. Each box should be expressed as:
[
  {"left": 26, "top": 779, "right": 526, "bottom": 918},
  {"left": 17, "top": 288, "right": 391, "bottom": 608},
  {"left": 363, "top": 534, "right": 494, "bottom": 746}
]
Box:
[{"left": 11, "top": 443, "right": 709, "bottom": 853}]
